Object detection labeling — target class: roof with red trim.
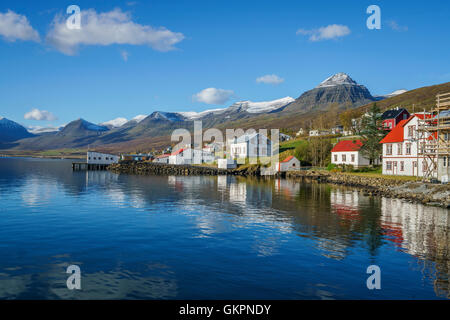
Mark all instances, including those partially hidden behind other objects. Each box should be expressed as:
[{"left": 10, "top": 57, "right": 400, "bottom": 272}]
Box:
[
  {"left": 156, "top": 154, "right": 171, "bottom": 158},
  {"left": 171, "top": 148, "right": 186, "bottom": 156},
  {"left": 331, "top": 140, "right": 363, "bottom": 152},
  {"left": 281, "top": 155, "right": 296, "bottom": 162}
]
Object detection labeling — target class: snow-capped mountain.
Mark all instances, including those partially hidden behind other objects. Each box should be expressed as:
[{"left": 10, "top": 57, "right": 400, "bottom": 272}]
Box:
[
  {"left": 179, "top": 97, "right": 294, "bottom": 120},
  {"left": 100, "top": 117, "right": 128, "bottom": 128},
  {"left": 229, "top": 97, "right": 295, "bottom": 114},
  {"left": 27, "top": 125, "right": 64, "bottom": 134},
  {"left": 375, "top": 89, "right": 408, "bottom": 100},
  {"left": 130, "top": 115, "right": 147, "bottom": 123},
  {"left": 316, "top": 72, "right": 358, "bottom": 88},
  {"left": 0, "top": 117, "right": 34, "bottom": 142},
  {"left": 57, "top": 119, "right": 109, "bottom": 137},
  {"left": 284, "top": 72, "right": 375, "bottom": 113}
]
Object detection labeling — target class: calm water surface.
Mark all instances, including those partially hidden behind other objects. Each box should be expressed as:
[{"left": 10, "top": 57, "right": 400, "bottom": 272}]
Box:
[{"left": 0, "top": 157, "right": 449, "bottom": 299}]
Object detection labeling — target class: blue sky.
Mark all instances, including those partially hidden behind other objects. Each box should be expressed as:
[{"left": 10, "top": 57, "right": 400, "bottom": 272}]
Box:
[{"left": 0, "top": 0, "right": 449, "bottom": 129}]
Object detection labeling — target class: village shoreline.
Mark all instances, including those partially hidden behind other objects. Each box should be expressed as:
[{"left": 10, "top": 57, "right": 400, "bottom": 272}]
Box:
[{"left": 107, "top": 161, "right": 450, "bottom": 209}]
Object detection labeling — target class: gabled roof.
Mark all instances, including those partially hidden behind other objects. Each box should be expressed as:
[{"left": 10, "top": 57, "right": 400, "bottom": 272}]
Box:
[
  {"left": 331, "top": 140, "right": 363, "bottom": 152},
  {"left": 281, "top": 155, "right": 296, "bottom": 163},
  {"left": 379, "top": 116, "right": 414, "bottom": 143},
  {"left": 381, "top": 108, "right": 409, "bottom": 120}
]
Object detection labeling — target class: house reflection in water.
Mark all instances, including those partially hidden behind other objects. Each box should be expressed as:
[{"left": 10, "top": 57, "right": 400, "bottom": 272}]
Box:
[
  {"left": 274, "top": 179, "right": 301, "bottom": 200},
  {"left": 330, "top": 190, "right": 362, "bottom": 222},
  {"left": 381, "top": 198, "right": 450, "bottom": 299}
]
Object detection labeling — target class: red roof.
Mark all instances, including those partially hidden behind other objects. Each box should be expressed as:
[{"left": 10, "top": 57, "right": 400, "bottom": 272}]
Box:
[
  {"left": 281, "top": 155, "right": 295, "bottom": 163},
  {"left": 379, "top": 118, "right": 410, "bottom": 143},
  {"left": 414, "top": 113, "right": 433, "bottom": 120},
  {"left": 331, "top": 140, "right": 363, "bottom": 152},
  {"left": 171, "top": 148, "right": 185, "bottom": 156},
  {"left": 156, "top": 154, "right": 170, "bottom": 158}
]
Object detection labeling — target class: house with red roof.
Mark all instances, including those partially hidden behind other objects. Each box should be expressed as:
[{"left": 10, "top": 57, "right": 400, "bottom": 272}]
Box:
[
  {"left": 275, "top": 155, "right": 300, "bottom": 172},
  {"left": 379, "top": 113, "right": 435, "bottom": 177},
  {"left": 331, "top": 139, "right": 375, "bottom": 168}
]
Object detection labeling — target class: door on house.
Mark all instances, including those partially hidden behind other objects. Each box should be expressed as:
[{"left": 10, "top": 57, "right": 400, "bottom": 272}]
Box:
[{"left": 413, "top": 161, "right": 417, "bottom": 176}]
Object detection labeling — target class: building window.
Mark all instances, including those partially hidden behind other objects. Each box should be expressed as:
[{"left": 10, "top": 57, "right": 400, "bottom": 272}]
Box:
[
  {"left": 334, "top": 154, "right": 337, "bottom": 162},
  {"left": 386, "top": 144, "right": 392, "bottom": 155},
  {"left": 444, "top": 157, "right": 448, "bottom": 168},
  {"left": 386, "top": 161, "right": 392, "bottom": 170},
  {"left": 397, "top": 143, "right": 402, "bottom": 155},
  {"left": 406, "top": 143, "right": 411, "bottom": 155},
  {"left": 342, "top": 154, "right": 346, "bottom": 162},
  {"left": 400, "top": 161, "right": 404, "bottom": 171},
  {"left": 444, "top": 133, "right": 450, "bottom": 141},
  {"left": 408, "top": 126, "right": 415, "bottom": 138},
  {"left": 351, "top": 154, "right": 355, "bottom": 162}
]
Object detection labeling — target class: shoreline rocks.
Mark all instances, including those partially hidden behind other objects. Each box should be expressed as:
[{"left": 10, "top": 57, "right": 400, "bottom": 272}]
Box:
[{"left": 286, "top": 171, "right": 450, "bottom": 209}]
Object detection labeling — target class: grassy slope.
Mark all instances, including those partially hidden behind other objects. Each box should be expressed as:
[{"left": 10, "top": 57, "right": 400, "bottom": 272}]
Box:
[{"left": 358, "top": 81, "right": 450, "bottom": 113}]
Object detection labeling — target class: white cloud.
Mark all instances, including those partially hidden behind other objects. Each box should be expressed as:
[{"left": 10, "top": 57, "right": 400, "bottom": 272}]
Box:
[
  {"left": 193, "top": 88, "right": 235, "bottom": 105},
  {"left": 24, "top": 108, "right": 57, "bottom": 121},
  {"left": 0, "top": 10, "right": 40, "bottom": 42},
  {"left": 256, "top": 74, "right": 284, "bottom": 85},
  {"left": 46, "top": 8, "right": 184, "bottom": 55},
  {"left": 296, "top": 24, "right": 350, "bottom": 41},
  {"left": 387, "top": 20, "right": 408, "bottom": 32},
  {"left": 120, "top": 49, "right": 129, "bottom": 61}
]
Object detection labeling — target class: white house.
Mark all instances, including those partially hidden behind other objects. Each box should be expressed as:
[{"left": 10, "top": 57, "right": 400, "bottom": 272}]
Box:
[
  {"left": 218, "top": 158, "right": 237, "bottom": 169},
  {"left": 380, "top": 114, "right": 434, "bottom": 177},
  {"left": 309, "top": 129, "right": 331, "bottom": 137},
  {"left": 228, "top": 132, "right": 273, "bottom": 160},
  {"left": 296, "top": 128, "right": 304, "bottom": 136},
  {"left": 275, "top": 155, "right": 300, "bottom": 172},
  {"left": 169, "top": 148, "right": 215, "bottom": 165},
  {"left": 331, "top": 140, "right": 374, "bottom": 168},
  {"left": 153, "top": 154, "right": 170, "bottom": 164},
  {"left": 87, "top": 151, "right": 119, "bottom": 165}
]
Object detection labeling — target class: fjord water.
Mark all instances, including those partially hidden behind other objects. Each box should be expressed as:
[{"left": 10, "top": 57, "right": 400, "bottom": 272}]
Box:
[{"left": 0, "top": 158, "right": 449, "bottom": 300}]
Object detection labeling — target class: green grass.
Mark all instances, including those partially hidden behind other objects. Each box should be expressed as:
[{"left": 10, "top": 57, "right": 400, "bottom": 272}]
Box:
[
  {"left": 0, "top": 148, "right": 86, "bottom": 159},
  {"left": 279, "top": 138, "right": 307, "bottom": 153}
]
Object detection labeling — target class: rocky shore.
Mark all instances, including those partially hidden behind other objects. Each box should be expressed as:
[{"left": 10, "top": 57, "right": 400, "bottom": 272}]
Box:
[
  {"left": 108, "top": 161, "right": 450, "bottom": 208},
  {"left": 286, "top": 170, "right": 450, "bottom": 208}
]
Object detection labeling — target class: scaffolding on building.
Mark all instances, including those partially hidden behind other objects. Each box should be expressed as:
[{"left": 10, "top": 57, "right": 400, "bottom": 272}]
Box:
[{"left": 417, "top": 92, "right": 450, "bottom": 181}]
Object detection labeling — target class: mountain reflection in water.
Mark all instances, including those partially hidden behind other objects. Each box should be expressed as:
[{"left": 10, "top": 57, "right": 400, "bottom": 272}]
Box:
[{"left": 0, "top": 158, "right": 448, "bottom": 299}]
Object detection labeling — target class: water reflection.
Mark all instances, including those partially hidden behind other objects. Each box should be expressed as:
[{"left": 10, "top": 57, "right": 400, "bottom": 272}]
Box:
[
  {"left": 0, "top": 158, "right": 449, "bottom": 299},
  {"left": 381, "top": 199, "right": 450, "bottom": 298}
]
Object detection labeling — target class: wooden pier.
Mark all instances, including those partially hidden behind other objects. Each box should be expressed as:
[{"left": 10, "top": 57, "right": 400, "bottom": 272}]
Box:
[{"left": 72, "top": 162, "right": 110, "bottom": 171}]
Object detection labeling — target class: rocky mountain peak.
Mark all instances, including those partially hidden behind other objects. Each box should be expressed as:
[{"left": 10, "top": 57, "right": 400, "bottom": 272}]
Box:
[{"left": 316, "top": 73, "right": 358, "bottom": 88}]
